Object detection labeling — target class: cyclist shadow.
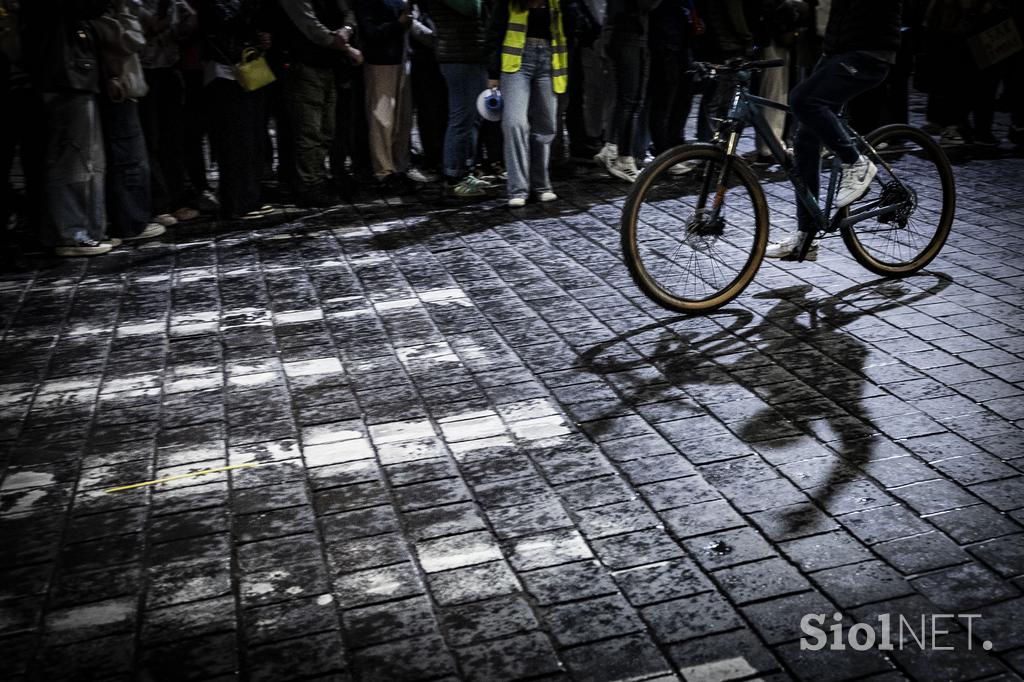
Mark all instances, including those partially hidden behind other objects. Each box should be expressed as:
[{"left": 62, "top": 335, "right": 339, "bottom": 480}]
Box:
[{"left": 581, "top": 274, "right": 952, "bottom": 536}]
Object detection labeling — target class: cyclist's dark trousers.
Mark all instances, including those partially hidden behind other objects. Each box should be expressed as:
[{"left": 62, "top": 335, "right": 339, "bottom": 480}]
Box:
[{"left": 791, "top": 52, "right": 889, "bottom": 233}]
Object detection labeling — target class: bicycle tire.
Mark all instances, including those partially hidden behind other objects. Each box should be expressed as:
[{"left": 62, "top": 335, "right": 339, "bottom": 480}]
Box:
[
  {"left": 840, "top": 124, "right": 955, "bottom": 277},
  {"left": 621, "top": 144, "right": 770, "bottom": 313}
]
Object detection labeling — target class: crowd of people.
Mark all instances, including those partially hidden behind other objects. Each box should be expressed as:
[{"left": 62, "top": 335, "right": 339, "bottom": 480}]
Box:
[{"left": 0, "top": 0, "right": 1022, "bottom": 258}]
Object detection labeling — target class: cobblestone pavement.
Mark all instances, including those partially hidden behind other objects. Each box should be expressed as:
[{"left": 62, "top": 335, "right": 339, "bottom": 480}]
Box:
[{"left": 3, "top": 125, "right": 1024, "bottom": 681}]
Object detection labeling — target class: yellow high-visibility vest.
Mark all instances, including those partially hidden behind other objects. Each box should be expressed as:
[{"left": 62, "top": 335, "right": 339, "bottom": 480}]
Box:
[{"left": 500, "top": 0, "right": 569, "bottom": 94}]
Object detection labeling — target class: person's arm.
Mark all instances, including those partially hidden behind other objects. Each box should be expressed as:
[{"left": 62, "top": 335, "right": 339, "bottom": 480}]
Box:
[
  {"left": 484, "top": 0, "right": 508, "bottom": 81},
  {"left": 356, "top": 0, "right": 409, "bottom": 43},
  {"left": 280, "top": 0, "right": 337, "bottom": 47}
]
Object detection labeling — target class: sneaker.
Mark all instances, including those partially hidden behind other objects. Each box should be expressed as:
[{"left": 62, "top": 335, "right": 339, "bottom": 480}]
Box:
[
  {"left": 173, "top": 206, "right": 201, "bottom": 222},
  {"left": 765, "top": 231, "right": 818, "bottom": 261},
  {"left": 54, "top": 238, "right": 112, "bottom": 257},
  {"left": 594, "top": 142, "right": 617, "bottom": 169},
  {"left": 152, "top": 213, "right": 178, "bottom": 227},
  {"left": 406, "top": 167, "right": 437, "bottom": 183},
  {"left": 939, "top": 126, "right": 965, "bottom": 146},
  {"left": 103, "top": 237, "right": 123, "bottom": 248},
  {"left": 449, "top": 175, "right": 489, "bottom": 198},
  {"left": 834, "top": 155, "right": 876, "bottom": 209},
  {"left": 668, "top": 160, "right": 699, "bottom": 176},
  {"left": 508, "top": 196, "right": 526, "bottom": 208},
  {"left": 125, "top": 223, "right": 167, "bottom": 240},
  {"left": 537, "top": 191, "right": 557, "bottom": 203},
  {"left": 608, "top": 156, "right": 640, "bottom": 183},
  {"left": 743, "top": 151, "right": 775, "bottom": 166}
]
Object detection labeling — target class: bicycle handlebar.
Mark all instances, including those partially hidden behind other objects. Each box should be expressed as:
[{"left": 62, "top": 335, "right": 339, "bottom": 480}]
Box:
[{"left": 690, "top": 58, "right": 786, "bottom": 79}]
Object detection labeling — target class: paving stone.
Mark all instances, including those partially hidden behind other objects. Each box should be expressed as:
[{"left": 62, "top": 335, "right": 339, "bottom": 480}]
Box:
[
  {"left": 910, "top": 562, "right": 1020, "bottom": 611},
  {"left": 873, "top": 532, "right": 971, "bottom": 575},
  {"left": 427, "top": 561, "right": 521, "bottom": 605},
  {"left": 774, "top": 639, "right": 895, "bottom": 682},
  {"left": 559, "top": 633, "right": 674, "bottom": 681},
  {"left": 661, "top": 499, "right": 747, "bottom": 538},
  {"left": 343, "top": 595, "right": 439, "bottom": 645},
  {"left": 440, "top": 594, "right": 539, "bottom": 646},
  {"left": 741, "top": 590, "right": 839, "bottom": 645},
  {"left": 519, "top": 560, "right": 618, "bottom": 606},
  {"left": 242, "top": 594, "right": 340, "bottom": 645},
  {"left": 837, "top": 505, "right": 933, "bottom": 545},
  {"left": 138, "top": 632, "right": 239, "bottom": 682},
  {"left": 455, "top": 630, "right": 561, "bottom": 682},
  {"left": 246, "top": 631, "right": 347, "bottom": 682},
  {"left": 543, "top": 594, "right": 645, "bottom": 647},
  {"left": 927, "top": 505, "right": 1023, "bottom": 544},
  {"left": 642, "top": 590, "right": 743, "bottom": 643},
  {"left": 666, "top": 628, "right": 780, "bottom": 680},
  {"left": 683, "top": 526, "right": 777, "bottom": 571},
  {"left": 506, "top": 529, "right": 592, "bottom": 571},
  {"left": 350, "top": 634, "right": 457, "bottom": 682}
]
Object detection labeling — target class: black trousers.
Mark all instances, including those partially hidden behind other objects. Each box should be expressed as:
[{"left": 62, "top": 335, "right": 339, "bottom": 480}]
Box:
[
  {"left": 607, "top": 41, "right": 650, "bottom": 158},
  {"left": 647, "top": 47, "right": 692, "bottom": 155},
  {"left": 100, "top": 98, "right": 152, "bottom": 237},
  {"left": 140, "top": 68, "right": 187, "bottom": 214},
  {"left": 207, "top": 78, "right": 265, "bottom": 216}
]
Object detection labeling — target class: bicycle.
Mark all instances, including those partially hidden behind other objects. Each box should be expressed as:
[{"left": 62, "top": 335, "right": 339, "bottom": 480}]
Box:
[{"left": 620, "top": 58, "right": 956, "bottom": 313}]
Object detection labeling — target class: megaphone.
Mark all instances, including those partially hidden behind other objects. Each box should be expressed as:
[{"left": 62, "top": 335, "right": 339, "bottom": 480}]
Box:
[{"left": 476, "top": 87, "right": 503, "bottom": 122}]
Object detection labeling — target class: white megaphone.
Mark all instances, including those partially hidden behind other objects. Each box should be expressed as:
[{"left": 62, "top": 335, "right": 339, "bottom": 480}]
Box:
[{"left": 476, "top": 87, "right": 503, "bottom": 122}]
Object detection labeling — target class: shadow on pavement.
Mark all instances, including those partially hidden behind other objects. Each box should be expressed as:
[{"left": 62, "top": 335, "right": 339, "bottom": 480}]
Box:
[{"left": 579, "top": 273, "right": 953, "bottom": 536}]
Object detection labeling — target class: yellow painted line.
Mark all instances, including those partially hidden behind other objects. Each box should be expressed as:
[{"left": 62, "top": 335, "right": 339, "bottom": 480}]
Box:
[{"left": 104, "top": 462, "right": 262, "bottom": 493}]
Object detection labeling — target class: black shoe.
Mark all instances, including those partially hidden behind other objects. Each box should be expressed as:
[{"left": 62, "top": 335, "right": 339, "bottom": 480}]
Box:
[
  {"left": 973, "top": 131, "right": 999, "bottom": 147},
  {"left": 297, "top": 187, "right": 339, "bottom": 208},
  {"left": 381, "top": 173, "right": 416, "bottom": 196},
  {"left": 54, "top": 238, "right": 112, "bottom": 257}
]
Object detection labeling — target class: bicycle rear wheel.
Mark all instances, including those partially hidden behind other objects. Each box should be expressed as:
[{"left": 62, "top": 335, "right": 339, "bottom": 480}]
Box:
[
  {"left": 841, "top": 124, "right": 955, "bottom": 276},
  {"left": 621, "top": 145, "right": 769, "bottom": 313}
]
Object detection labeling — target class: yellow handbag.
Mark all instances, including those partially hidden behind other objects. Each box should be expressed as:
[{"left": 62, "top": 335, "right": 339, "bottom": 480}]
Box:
[{"left": 234, "top": 47, "right": 276, "bottom": 92}]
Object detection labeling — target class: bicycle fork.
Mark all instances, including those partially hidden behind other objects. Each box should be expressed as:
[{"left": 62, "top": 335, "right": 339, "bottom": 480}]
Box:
[{"left": 696, "top": 130, "right": 741, "bottom": 224}]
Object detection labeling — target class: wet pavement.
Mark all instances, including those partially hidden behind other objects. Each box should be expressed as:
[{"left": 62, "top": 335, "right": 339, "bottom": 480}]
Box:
[{"left": 2, "top": 127, "right": 1024, "bottom": 680}]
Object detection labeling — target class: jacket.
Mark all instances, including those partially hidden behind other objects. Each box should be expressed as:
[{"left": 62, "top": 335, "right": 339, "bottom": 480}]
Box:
[
  {"left": 21, "top": 0, "right": 108, "bottom": 92},
  {"left": 602, "top": 0, "right": 662, "bottom": 44},
  {"left": 702, "top": 0, "right": 753, "bottom": 56},
  {"left": 201, "top": 0, "right": 267, "bottom": 65},
  {"left": 428, "top": 0, "right": 485, "bottom": 64},
  {"left": 355, "top": 0, "right": 407, "bottom": 65},
  {"left": 823, "top": 0, "right": 901, "bottom": 55},
  {"left": 278, "top": 0, "right": 357, "bottom": 68},
  {"left": 484, "top": 0, "right": 588, "bottom": 79}
]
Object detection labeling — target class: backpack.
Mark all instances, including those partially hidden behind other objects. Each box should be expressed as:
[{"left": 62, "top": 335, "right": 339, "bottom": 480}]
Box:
[{"left": 89, "top": 0, "right": 149, "bottom": 101}]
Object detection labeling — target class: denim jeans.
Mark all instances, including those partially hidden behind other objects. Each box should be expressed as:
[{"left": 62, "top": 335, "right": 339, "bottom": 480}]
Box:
[
  {"left": 500, "top": 41, "right": 557, "bottom": 199},
  {"left": 207, "top": 78, "right": 266, "bottom": 216},
  {"left": 791, "top": 52, "right": 890, "bottom": 232},
  {"left": 43, "top": 92, "right": 106, "bottom": 245},
  {"left": 100, "top": 97, "right": 152, "bottom": 238},
  {"left": 440, "top": 63, "right": 486, "bottom": 180}
]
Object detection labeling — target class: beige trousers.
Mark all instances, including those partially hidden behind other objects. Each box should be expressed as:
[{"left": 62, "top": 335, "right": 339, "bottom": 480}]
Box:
[
  {"left": 756, "top": 42, "right": 791, "bottom": 156},
  {"left": 365, "top": 62, "right": 412, "bottom": 179}
]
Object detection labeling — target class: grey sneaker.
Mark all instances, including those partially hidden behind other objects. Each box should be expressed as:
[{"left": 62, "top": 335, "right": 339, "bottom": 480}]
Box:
[
  {"left": 54, "top": 239, "right": 113, "bottom": 257},
  {"left": 765, "top": 231, "right": 818, "bottom": 261},
  {"left": 450, "top": 175, "right": 489, "bottom": 197},
  {"left": 608, "top": 156, "right": 640, "bottom": 183},
  {"left": 125, "top": 223, "right": 167, "bottom": 241},
  {"left": 834, "top": 155, "right": 876, "bottom": 209}
]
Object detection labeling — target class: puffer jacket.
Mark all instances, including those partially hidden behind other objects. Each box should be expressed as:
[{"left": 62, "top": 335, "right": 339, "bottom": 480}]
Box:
[{"left": 428, "top": 0, "right": 485, "bottom": 64}]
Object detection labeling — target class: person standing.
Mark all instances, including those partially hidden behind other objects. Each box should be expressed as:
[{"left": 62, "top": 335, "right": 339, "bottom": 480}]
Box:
[
  {"left": 278, "top": 0, "right": 360, "bottom": 207},
  {"left": 356, "top": 0, "right": 416, "bottom": 193},
  {"left": 21, "top": 0, "right": 113, "bottom": 256},
  {"left": 429, "top": 0, "right": 490, "bottom": 197},
  {"left": 594, "top": 0, "right": 661, "bottom": 183},
  {"left": 485, "top": 0, "right": 576, "bottom": 206},
  {"left": 646, "top": 0, "right": 692, "bottom": 156}
]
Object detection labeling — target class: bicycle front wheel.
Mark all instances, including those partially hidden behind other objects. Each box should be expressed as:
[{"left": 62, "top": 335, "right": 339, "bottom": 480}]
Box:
[
  {"left": 621, "top": 144, "right": 769, "bottom": 313},
  {"left": 841, "top": 124, "right": 955, "bottom": 276}
]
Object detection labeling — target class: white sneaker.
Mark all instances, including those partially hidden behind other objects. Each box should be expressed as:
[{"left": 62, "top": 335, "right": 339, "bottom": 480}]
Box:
[
  {"left": 593, "top": 142, "right": 617, "bottom": 168},
  {"left": 834, "top": 155, "right": 876, "bottom": 209},
  {"left": 765, "top": 231, "right": 818, "bottom": 261},
  {"left": 668, "top": 160, "right": 699, "bottom": 176},
  {"left": 537, "top": 191, "right": 557, "bottom": 203},
  {"left": 608, "top": 156, "right": 640, "bottom": 183},
  {"left": 125, "top": 223, "right": 167, "bottom": 241},
  {"left": 939, "top": 126, "right": 965, "bottom": 146},
  {"left": 508, "top": 197, "right": 526, "bottom": 208},
  {"left": 153, "top": 213, "right": 178, "bottom": 227},
  {"left": 406, "top": 167, "right": 437, "bottom": 183}
]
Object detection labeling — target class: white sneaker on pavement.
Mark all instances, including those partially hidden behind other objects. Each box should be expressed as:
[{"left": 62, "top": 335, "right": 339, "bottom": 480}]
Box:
[
  {"left": 508, "top": 197, "right": 526, "bottom": 208},
  {"left": 765, "top": 231, "right": 818, "bottom": 261},
  {"left": 834, "top": 154, "right": 876, "bottom": 208},
  {"left": 608, "top": 156, "right": 640, "bottom": 183},
  {"left": 537, "top": 191, "right": 557, "bottom": 202},
  {"left": 593, "top": 142, "right": 617, "bottom": 169}
]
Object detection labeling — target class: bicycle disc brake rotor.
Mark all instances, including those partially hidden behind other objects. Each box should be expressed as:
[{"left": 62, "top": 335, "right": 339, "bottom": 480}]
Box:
[
  {"left": 683, "top": 211, "right": 726, "bottom": 251},
  {"left": 877, "top": 181, "right": 917, "bottom": 228}
]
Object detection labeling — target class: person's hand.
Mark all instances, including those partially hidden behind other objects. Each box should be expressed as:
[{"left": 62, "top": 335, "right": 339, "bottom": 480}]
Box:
[
  {"left": 487, "top": 79, "right": 499, "bottom": 90},
  {"left": 331, "top": 30, "right": 349, "bottom": 50},
  {"left": 258, "top": 32, "right": 272, "bottom": 49},
  {"left": 344, "top": 44, "right": 364, "bottom": 65},
  {"left": 397, "top": 8, "right": 412, "bottom": 27}
]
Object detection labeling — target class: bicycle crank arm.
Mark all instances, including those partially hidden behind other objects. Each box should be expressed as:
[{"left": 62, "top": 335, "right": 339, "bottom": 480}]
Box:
[{"left": 837, "top": 203, "right": 901, "bottom": 229}]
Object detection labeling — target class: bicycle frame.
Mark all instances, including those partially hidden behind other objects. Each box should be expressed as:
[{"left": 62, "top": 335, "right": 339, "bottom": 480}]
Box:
[{"left": 715, "top": 81, "right": 906, "bottom": 237}]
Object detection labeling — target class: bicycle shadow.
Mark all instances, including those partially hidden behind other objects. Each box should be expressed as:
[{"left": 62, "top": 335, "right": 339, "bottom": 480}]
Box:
[{"left": 580, "top": 273, "right": 952, "bottom": 535}]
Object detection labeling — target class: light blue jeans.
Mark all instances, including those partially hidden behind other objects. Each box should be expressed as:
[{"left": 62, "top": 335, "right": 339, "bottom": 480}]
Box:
[
  {"left": 440, "top": 63, "right": 487, "bottom": 180},
  {"left": 500, "top": 41, "right": 557, "bottom": 200}
]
